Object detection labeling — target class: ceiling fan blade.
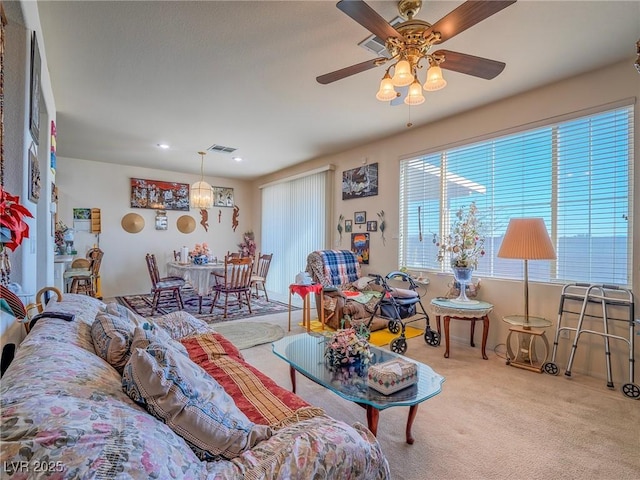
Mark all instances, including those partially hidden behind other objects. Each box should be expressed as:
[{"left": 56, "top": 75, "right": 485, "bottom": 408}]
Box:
[
  {"left": 425, "top": 0, "right": 516, "bottom": 44},
  {"left": 337, "top": 0, "right": 404, "bottom": 42},
  {"left": 316, "top": 57, "right": 388, "bottom": 85},
  {"left": 435, "top": 50, "right": 505, "bottom": 79}
]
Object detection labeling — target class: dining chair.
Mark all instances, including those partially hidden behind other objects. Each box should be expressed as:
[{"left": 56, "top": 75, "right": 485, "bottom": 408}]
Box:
[
  {"left": 209, "top": 256, "right": 253, "bottom": 318},
  {"left": 69, "top": 247, "right": 104, "bottom": 297},
  {"left": 250, "top": 252, "right": 273, "bottom": 302},
  {"left": 145, "top": 253, "right": 185, "bottom": 314}
]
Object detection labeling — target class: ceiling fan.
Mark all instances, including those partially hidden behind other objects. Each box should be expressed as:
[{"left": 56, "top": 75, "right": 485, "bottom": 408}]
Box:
[{"left": 317, "top": 0, "right": 517, "bottom": 106}]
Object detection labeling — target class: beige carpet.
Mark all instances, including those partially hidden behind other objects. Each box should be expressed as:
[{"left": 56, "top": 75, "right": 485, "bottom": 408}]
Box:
[{"left": 241, "top": 310, "right": 640, "bottom": 480}]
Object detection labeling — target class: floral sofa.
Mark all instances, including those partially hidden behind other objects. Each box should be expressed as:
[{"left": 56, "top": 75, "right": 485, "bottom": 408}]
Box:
[{"left": 1, "top": 294, "right": 390, "bottom": 479}]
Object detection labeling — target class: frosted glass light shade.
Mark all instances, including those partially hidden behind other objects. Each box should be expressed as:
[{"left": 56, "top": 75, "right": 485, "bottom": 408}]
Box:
[
  {"left": 423, "top": 65, "right": 447, "bottom": 91},
  {"left": 376, "top": 74, "right": 397, "bottom": 102},
  {"left": 404, "top": 78, "right": 425, "bottom": 106},
  {"left": 190, "top": 181, "right": 214, "bottom": 209},
  {"left": 391, "top": 59, "right": 414, "bottom": 87}
]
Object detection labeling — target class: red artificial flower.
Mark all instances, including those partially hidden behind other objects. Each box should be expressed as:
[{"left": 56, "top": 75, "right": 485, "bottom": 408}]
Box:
[{"left": 0, "top": 186, "right": 34, "bottom": 251}]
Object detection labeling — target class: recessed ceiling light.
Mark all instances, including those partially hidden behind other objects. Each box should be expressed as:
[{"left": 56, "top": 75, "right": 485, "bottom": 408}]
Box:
[
  {"left": 232, "top": 156, "right": 242, "bottom": 162},
  {"left": 157, "top": 143, "right": 170, "bottom": 149}
]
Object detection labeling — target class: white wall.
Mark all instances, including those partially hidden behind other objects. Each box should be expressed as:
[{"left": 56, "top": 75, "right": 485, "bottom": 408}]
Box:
[
  {"left": 252, "top": 59, "right": 639, "bottom": 382},
  {"left": 55, "top": 157, "right": 255, "bottom": 298}
]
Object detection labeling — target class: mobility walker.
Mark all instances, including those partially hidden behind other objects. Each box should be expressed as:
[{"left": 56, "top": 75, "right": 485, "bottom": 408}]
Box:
[
  {"left": 543, "top": 283, "right": 639, "bottom": 399},
  {"left": 366, "top": 271, "right": 440, "bottom": 354}
]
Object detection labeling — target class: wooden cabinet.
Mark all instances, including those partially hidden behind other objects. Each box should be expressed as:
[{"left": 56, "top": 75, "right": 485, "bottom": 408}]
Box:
[{"left": 90, "top": 208, "right": 101, "bottom": 234}]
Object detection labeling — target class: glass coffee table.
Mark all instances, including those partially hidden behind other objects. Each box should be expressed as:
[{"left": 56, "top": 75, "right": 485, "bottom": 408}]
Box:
[{"left": 272, "top": 333, "right": 445, "bottom": 444}]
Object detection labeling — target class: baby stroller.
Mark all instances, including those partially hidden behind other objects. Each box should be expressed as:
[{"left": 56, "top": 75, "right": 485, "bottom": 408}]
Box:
[{"left": 366, "top": 271, "right": 440, "bottom": 354}]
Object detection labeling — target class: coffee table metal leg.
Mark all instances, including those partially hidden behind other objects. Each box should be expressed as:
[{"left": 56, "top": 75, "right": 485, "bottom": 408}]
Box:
[{"left": 406, "top": 404, "right": 419, "bottom": 444}]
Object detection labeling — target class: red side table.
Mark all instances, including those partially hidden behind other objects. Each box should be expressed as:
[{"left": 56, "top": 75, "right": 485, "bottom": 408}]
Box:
[{"left": 288, "top": 283, "right": 324, "bottom": 332}]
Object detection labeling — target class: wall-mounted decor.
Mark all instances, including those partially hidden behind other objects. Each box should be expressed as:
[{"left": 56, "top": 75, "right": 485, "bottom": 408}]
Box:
[
  {"left": 345, "top": 219, "right": 353, "bottom": 233},
  {"left": 73, "top": 208, "right": 91, "bottom": 232},
  {"left": 199, "top": 209, "right": 209, "bottom": 232},
  {"left": 377, "top": 210, "right": 386, "bottom": 245},
  {"left": 351, "top": 232, "right": 370, "bottom": 264},
  {"left": 28, "top": 143, "right": 40, "bottom": 202},
  {"left": 29, "top": 32, "right": 41, "bottom": 144},
  {"left": 121, "top": 213, "right": 144, "bottom": 234},
  {"left": 213, "top": 186, "right": 234, "bottom": 207},
  {"left": 342, "top": 163, "right": 378, "bottom": 200},
  {"left": 367, "top": 220, "right": 377, "bottom": 232},
  {"left": 354, "top": 211, "right": 366, "bottom": 224},
  {"left": 130, "top": 178, "right": 190, "bottom": 211},
  {"left": 155, "top": 210, "right": 168, "bottom": 230},
  {"left": 50, "top": 120, "right": 56, "bottom": 173},
  {"left": 177, "top": 215, "right": 196, "bottom": 234}
]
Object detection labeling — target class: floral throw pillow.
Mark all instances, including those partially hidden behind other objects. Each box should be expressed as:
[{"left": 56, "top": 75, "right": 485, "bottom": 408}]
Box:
[{"left": 122, "top": 335, "right": 271, "bottom": 460}]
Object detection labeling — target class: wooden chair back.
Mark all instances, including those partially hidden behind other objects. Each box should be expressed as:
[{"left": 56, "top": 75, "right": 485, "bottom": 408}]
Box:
[
  {"left": 87, "top": 247, "right": 104, "bottom": 277},
  {"left": 254, "top": 253, "right": 272, "bottom": 279},
  {"left": 221, "top": 256, "right": 253, "bottom": 291},
  {"left": 145, "top": 253, "right": 161, "bottom": 286}
]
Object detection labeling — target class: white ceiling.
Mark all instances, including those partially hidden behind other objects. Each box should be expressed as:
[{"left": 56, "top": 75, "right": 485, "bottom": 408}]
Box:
[{"left": 35, "top": 1, "right": 640, "bottom": 180}]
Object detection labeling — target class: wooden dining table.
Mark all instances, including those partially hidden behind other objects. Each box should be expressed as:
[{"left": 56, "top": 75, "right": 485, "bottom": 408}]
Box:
[{"left": 166, "top": 261, "right": 225, "bottom": 313}]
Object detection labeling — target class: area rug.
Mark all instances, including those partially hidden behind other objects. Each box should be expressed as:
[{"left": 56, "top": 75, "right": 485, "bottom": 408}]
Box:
[
  {"left": 302, "top": 320, "right": 424, "bottom": 347},
  {"left": 116, "top": 288, "right": 294, "bottom": 324},
  {"left": 213, "top": 322, "right": 284, "bottom": 350}
]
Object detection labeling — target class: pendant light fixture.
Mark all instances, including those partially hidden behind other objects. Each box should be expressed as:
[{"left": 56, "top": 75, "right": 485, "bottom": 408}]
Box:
[{"left": 190, "top": 151, "right": 214, "bottom": 209}]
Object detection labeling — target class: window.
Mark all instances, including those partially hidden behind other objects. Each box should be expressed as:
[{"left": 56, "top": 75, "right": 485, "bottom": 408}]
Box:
[
  {"left": 399, "top": 104, "right": 634, "bottom": 286},
  {"left": 261, "top": 168, "right": 331, "bottom": 297}
]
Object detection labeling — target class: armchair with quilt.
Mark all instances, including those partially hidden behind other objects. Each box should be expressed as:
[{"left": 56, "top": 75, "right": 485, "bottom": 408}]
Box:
[{"left": 306, "top": 249, "right": 386, "bottom": 331}]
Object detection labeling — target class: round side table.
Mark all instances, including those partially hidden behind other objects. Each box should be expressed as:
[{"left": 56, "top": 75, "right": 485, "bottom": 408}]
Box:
[
  {"left": 430, "top": 298, "right": 494, "bottom": 360},
  {"left": 503, "top": 315, "right": 552, "bottom": 373}
]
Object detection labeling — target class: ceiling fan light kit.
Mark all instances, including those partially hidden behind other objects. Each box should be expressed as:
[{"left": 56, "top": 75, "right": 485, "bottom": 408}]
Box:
[{"left": 318, "top": 0, "right": 516, "bottom": 107}]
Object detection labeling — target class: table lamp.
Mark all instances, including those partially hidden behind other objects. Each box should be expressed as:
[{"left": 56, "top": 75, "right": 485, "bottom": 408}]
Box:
[{"left": 497, "top": 218, "right": 556, "bottom": 329}]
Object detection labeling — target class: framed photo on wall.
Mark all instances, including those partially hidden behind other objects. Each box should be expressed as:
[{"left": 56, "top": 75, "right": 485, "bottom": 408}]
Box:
[
  {"left": 354, "top": 211, "right": 366, "bottom": 224},
  {"left": 212, "top": 186, "right": 234, "bottom": 207},
  {"left": 29, "top": 143, "right": 41, "bottom": 202},
  {"left": 344, "top": 219, "right": 353, "bottom": 233},
  {"left": 367, "top": 220, "right": 377, "bottom": 232},
  {"left": 29, "top": 32, "right": 41, "bottom": 144},
  {"left": 130, "top": 178, "right": 190, "bottom": 211},
  {"left": 342, "top": 163, "right": 378, "bottom": 200},
  {"left": 351, "top": 232, "right": 370, "bottom": 264}
]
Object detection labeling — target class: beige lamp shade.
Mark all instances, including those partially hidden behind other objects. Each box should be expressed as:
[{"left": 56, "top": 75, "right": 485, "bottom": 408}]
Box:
[
  {"left": 176, "top": 215, "right": 196, "bottom": 234},
  {"left": 497, "top": 218, "right": 556, "bottom": 260},
  {"left": 121, "top": 213, "right": 145, "bottom": 234}
]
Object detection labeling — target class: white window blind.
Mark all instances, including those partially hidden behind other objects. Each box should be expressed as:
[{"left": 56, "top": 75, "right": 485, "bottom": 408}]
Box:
[
  {"left": 399, "top": 104, "right": 634, "bottom": 286},
  {"left": 261, "top": 170, "right": 328, "bottom": 296}
]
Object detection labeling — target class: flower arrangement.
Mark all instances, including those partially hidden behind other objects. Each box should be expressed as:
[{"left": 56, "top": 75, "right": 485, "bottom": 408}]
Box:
[
  {"left": 54, "top": 221, "right": 69, "bottom": 251},
  {"left": 0, "top": 186, "right": 34, "bottom": 252},
  {"left": 190, "top": 243, "right": 211, "bottom": 257},
  {"left": 238, "top": 231, "right": 257, "bottom": 257},
  {"left": 434, "top": 202, "right": 485, "bottom": 268},
  {"left": 324, "top": 328, "right": 372, "bottom": 371}
]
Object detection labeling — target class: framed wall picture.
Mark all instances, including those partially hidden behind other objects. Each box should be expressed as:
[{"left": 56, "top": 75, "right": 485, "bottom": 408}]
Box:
[
  {"left": 28, "top": 143, "right": 41, "bottom": 202},
  {"left": 342, "top": 162, "right": 378, "bottom": 200},
  {"left": 367, "top": 220, "right": 378, "bottom": 232},
  {"left": 130, "top": 178, "right": 190, "bottom": 211},
  {"left": 351, "top": 232, "right": 370, "bottom": 264},
  {"left": 212, "top": 186, "right": 234, "bottom": 207},
  {"left": 29, "top": 32, "right": 41, "bottom": 144},
  {"left": 344, "top": 219, "right": 352, "bottom": 233},
  {"left": 155, "top": 210, "right": 168, "bottom": 230},
  {"left": 73, "top": 208, "right": 91, "bottom": 232},
  {"left": 354, "top": 211, "right": 366, "bottom": 224}
]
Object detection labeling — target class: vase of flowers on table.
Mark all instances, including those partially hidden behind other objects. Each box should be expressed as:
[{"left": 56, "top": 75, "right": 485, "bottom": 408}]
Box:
[
  {"left": 324, "top": 327, "right": 372, "bottom": 372},
  {"left": 190, "top": 243, "right": 211, "bottom": 264},
  {"left": 434, "top": 202, "right": 485, "bottom": 303}
]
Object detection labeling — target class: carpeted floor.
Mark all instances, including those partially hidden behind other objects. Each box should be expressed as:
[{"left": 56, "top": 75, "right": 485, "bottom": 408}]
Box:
[
  {"left": 213, "top": 321, "right": 284, "bottom": 350},
  {"left": 116, "top": 288, "right": 295, "bottom": 324}
]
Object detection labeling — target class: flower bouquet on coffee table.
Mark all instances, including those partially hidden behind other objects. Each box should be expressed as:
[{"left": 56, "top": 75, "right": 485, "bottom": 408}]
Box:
[{"left": 324, "top": 327, "right": 372, "bottom": 372}]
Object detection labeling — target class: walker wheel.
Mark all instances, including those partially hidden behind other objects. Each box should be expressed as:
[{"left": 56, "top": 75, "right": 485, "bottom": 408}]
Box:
[
  {"left": 543, "top": 362, "right": 559, "bottom": 376},
  {"left": 424, "top": 329, "right": 440, "bottom": 347},
  {"left": 390, "top": 337, "right": 407, "bottom": 355},
  {"left": 388, "top": 320, "right": 401, "bottom": 334},
  {"left": 621, "top": 383, "right": 640, "bottom": 399}
]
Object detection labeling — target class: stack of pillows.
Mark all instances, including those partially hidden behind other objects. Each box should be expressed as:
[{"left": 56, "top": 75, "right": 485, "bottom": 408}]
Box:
[{"left": 90, "top": 304, "right": 272, "bottom": 460}]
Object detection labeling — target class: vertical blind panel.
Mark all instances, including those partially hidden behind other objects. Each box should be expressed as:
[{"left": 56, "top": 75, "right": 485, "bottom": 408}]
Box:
[
  {"left": 399, "top": 105, "right": 633, "bottom": 286},
  {"left": 261, "top": 171, "right": 327, "bottom": 295}
]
